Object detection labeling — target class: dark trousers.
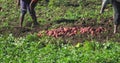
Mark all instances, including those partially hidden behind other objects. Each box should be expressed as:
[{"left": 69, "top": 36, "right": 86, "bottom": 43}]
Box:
[{"left": 112, "top": 0, "right": 120, "bottom": 25}]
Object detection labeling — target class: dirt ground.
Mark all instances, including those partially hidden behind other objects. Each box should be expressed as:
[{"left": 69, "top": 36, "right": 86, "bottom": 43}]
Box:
[{"left": 0, "top": 17, "right": 120, "bottom": 43}]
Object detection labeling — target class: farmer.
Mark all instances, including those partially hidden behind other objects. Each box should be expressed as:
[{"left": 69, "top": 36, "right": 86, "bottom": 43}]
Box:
[
  {"left": 17, "top": 0, "right": 39, "bottom": 27},
  {"left": 100, "top": 0, "right": 120, "bottom": 33}
]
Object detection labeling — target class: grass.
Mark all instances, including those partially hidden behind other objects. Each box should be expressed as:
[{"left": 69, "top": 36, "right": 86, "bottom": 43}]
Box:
[
  {"left": 0, "top": 0, "right": 120, "bottom": 63},
  {"left": 0, "top": 34, "right": 120, "bottom": 63},
  {"left": 0, "top": 0, "right": 113, "bottom": 28}
]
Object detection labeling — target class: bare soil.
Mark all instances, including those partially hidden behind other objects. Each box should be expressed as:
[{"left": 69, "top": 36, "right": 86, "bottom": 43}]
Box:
[{"left": 0, "top": 17, "right": 120, "bottom": 43}]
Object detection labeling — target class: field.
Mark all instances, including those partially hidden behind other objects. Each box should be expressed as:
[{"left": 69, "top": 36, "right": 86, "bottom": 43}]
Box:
[{"left": 0, "top": 0, "right": 120, "bottom": 63}]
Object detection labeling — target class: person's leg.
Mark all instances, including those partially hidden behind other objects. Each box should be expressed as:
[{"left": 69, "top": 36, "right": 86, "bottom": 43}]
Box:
[
  {"left": 20, "top": 0, "right": 27, "bottom": 27},
  {"left": 28, "top": 1, "right": 39, "bottom": 26},
  {"left": 20, "top": 11, "right": 26, "bottom": 27},
  {"left": 113, "top": 1, "right": 120, "bottom": 33},
  {"left": 113, "top": 10, "right": 119, "bottom": 33}
]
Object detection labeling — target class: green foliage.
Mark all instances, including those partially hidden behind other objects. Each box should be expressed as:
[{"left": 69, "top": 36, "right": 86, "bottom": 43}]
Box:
[
  {"left": 0, "top": 0, "right": 120, "bottom": 63},
  {"left": 0, "top": 0, "right": 113, "bottom": 28},
  {"left": 0, "top": 35, "right": 120, "bottom": 63}
]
